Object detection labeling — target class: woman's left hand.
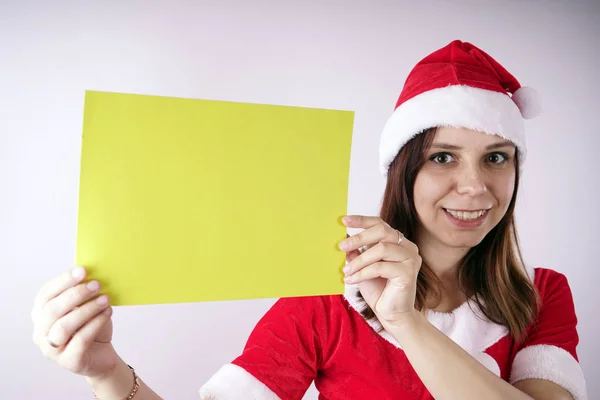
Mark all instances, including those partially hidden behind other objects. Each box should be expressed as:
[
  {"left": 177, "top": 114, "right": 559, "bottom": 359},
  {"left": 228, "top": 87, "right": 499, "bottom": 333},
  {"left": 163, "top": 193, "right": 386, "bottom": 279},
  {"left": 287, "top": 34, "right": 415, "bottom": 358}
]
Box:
[{"left": 339, "top": 215, "right": 422, "bottom": 326}]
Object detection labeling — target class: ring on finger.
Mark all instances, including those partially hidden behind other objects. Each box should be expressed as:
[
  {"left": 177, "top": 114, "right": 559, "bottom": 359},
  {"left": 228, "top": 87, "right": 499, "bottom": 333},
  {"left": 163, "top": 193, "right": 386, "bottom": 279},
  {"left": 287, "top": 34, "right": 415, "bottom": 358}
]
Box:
[{"left": 396, "top": 229, "right": 404, "bottom": 245}]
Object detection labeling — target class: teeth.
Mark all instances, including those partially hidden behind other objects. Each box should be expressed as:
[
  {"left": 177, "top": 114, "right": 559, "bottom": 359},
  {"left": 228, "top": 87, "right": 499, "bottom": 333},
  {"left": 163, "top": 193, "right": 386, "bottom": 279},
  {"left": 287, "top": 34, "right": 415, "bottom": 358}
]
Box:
[{"left": 446, "top": 209, "right": 486, "bottom": 220}]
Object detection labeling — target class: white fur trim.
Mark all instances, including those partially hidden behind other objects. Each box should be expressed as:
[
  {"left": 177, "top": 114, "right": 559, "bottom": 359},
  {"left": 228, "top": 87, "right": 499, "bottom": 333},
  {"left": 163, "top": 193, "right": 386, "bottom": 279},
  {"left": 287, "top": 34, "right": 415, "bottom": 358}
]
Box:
[
  {"left": 425, "top": 302, "right": 508, "bottom": 356},
  {"left": 510, "top": 344, "right": 587, "bottom": 400},
  {"left": 379, "top": 85, "right": 526, "bottom": 176},
  {"left": 199, "top": 363, "right": 281, "bottom": 400},
  {"left": 512, "top": 86, "right": 542, "bottom": 119},
  {"left": 344, "top": 284, "right": 508, "bottom": 357}
]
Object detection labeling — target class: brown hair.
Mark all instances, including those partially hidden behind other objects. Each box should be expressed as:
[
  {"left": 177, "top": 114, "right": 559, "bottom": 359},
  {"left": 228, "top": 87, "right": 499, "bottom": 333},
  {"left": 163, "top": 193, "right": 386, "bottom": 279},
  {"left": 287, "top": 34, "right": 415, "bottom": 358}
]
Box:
[{"left": 357, "top": 127, "right": 540, "bottom": 342}]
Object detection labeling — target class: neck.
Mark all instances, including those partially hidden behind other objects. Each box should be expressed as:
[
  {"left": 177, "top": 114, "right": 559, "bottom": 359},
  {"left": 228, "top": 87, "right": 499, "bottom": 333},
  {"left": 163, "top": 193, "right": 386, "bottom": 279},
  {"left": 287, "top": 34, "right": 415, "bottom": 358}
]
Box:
[
  {"left": 417, "top": 239, "right": 468, "bottom": 281},
  {"left": 416, "top": 229, "right": 471, "bottom": 312}
]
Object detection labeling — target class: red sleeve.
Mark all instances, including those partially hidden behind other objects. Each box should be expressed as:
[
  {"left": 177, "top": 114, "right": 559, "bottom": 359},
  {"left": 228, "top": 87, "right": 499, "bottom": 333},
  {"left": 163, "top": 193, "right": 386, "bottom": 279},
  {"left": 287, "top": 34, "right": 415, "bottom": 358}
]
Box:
[
  {"left": 509, "top": 268, "right": 587, "bottom": 400},
  {"left": 200, "top": 295, "right": 330, "bottom": 400}
]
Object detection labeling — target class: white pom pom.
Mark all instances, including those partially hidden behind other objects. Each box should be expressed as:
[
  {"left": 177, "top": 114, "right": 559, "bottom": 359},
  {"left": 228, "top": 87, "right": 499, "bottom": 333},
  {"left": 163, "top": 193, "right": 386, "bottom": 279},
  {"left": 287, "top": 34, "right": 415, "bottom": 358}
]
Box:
[{"left": 512, "top": 86, "right": 542, "bottom": 119}]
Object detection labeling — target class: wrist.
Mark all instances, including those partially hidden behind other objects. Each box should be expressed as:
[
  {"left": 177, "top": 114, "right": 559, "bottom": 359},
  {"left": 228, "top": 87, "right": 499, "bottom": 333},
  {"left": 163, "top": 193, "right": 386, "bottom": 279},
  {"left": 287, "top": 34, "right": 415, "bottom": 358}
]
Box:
[
  {"left": 87, "top": 358, "right": 136, "bottom": 399},
  {"left": 85, "top": 357, "right": 124, "bottom": 387},
  {"left": 385, "top": 311, "right": 428, "bottom": 343}
]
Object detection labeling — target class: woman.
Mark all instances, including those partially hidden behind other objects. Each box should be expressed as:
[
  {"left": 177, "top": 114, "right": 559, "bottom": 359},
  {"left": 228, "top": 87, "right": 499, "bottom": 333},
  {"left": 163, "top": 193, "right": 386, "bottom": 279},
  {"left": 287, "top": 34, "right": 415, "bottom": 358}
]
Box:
[{"left": 31, "top": 40, "right": 587, "bottom": 399}]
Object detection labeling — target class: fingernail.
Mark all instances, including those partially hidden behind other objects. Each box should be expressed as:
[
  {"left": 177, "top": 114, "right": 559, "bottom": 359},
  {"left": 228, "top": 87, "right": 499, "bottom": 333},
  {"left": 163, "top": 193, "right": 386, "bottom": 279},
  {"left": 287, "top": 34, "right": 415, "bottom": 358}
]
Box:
[
  {"left": 343, "top": 266, "right": 351, "bottom": 275},
  {"left": 71, "top": 266, "right": 85, "bottom": 280},
  {"left": 87, "top": 280, "right": 100, "bottom": 292},
  {"left": 47, "top": 333, "right": 61, "bottom": 346},
  {"left": 104, "top": 307, "right": 112, "bottom": 315},
  {"left": 343, "top": 275, "right": 352, "bottom": 283},
  {"left": 96, "top": 295, "right": 108, "bottom": 305},
  {"left": 342, "top": 216, "right": 351, "bottom": 224}
]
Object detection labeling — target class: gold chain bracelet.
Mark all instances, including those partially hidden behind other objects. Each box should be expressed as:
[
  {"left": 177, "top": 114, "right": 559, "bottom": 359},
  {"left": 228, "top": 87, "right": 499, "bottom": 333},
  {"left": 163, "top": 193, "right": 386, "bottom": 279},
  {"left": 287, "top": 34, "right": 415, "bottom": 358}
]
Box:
[{"left": 93, "top": 365, "right": 140, "bottom": 400}]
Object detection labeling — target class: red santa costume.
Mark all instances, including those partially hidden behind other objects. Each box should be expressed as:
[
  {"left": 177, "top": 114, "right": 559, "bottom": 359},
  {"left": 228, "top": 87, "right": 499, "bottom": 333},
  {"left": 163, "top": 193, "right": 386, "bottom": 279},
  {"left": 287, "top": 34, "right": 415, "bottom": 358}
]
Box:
[{"left": 198, "top": 40, "right": 587, "bottom": 400}]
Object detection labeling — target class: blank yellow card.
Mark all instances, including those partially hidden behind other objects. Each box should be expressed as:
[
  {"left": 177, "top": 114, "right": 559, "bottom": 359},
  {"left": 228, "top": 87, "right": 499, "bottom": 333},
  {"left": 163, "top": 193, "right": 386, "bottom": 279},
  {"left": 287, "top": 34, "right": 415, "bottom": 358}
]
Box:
[{"left": 75, "top": 91, "right": 354, "bottom": 306}]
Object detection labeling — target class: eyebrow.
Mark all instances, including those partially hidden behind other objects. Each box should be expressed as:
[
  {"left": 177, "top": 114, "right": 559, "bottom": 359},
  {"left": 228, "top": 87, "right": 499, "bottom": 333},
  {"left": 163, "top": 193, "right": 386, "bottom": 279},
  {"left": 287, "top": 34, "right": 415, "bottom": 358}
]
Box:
[{"left": 430, "top": 141, "right": 515, "bottom": 150}]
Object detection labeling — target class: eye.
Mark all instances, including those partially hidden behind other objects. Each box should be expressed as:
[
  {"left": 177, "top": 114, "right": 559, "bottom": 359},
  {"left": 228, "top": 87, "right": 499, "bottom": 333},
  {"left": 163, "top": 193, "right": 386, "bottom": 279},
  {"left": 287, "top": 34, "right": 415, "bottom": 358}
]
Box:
[
  {"left": 486, "top": 152, "right": 510, "bottom": 164},
  {"left": 429, "top": 152, "right": 455, "bottom": 164}
]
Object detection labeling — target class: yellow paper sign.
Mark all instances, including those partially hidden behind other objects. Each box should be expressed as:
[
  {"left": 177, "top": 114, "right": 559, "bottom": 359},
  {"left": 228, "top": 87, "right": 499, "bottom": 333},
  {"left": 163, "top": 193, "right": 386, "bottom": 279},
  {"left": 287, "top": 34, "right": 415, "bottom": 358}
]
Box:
[{"left": 75, "top": 91, "right": 354, "bottom": 306}]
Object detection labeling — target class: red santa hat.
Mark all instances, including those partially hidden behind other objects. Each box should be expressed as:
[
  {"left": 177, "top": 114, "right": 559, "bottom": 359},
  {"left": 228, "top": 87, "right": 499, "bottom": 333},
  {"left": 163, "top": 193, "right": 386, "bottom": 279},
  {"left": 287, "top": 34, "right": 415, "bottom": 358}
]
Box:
[{"left": 379, "top": 40, "right": 541, "bottom": 176}]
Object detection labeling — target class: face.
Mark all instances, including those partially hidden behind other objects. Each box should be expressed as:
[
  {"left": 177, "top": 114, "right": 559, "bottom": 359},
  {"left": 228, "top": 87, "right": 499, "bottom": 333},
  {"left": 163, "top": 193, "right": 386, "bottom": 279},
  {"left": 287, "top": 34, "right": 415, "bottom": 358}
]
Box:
[{"left": 413, "top": 127, "right": 517, "bottom": 250}]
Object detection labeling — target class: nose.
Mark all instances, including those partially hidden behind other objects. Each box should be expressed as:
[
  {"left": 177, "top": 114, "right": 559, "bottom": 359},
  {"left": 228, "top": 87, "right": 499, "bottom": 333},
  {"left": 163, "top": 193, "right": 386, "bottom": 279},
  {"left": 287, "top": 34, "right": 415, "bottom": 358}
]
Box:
[{"left": 455, "top": 163, "right": 487, "bottom": 196}]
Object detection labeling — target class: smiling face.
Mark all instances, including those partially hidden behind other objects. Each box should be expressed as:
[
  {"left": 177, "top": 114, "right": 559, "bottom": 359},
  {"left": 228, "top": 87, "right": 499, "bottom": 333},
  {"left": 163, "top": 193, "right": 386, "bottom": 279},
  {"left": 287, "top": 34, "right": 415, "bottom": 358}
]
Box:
[{"left": 413, "top": 126, "right": 517, "bottom": 250}]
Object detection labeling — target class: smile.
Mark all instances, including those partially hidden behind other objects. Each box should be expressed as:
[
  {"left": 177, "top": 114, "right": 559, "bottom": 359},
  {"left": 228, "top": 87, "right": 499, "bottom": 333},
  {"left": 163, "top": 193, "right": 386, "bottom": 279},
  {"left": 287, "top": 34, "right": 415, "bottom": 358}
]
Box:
[{"left": 444, "top": 208, "right": 489, "bottom": 221}]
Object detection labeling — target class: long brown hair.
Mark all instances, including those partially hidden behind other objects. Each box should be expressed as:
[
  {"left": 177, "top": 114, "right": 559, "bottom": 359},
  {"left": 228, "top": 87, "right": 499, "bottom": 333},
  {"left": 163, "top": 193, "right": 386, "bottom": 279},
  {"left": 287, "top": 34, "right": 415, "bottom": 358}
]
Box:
[{"left": 357, "top": 127, "right": 539, "bottom": 342}]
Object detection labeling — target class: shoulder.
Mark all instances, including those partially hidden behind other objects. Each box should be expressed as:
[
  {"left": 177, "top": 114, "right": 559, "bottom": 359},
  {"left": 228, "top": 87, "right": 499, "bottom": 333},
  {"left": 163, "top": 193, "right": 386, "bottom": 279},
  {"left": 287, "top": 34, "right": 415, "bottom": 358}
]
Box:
[
  {"left": 199, "top": 295, "right": 351, "bottom": 399},
  {"left": 521, "top": 267, "right": 579, "bottom": 357},
  {"left": 531, "top": 266, "right": 568, "bottom": 284},
  {"left": 260, "top": 294, "right": 350, "bottom": 325},
  {"left": 530, "top": 267, "right": 574, "bottom": 303},
  {"left": 269, "top": 293, "right": 348, "bottom": 311}
]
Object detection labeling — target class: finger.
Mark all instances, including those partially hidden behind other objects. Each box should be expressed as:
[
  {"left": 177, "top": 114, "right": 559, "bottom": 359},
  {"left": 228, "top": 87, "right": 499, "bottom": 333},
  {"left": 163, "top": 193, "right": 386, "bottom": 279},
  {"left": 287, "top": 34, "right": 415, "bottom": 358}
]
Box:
[
  {"left": 342, "top": 215, "right": 384, "bottom": 229},
  {"left": 39, "top": 335, "right": 63, "bottom": 359},
  {"left": 346, "top": 249, "right": 361, "bottom": 263},
  {"left": 339, "top": 223, "right": 391, "bottom": 252},
  {"left": 38, "top": 280, "right": 103, "bottom": 336},
  {"left": 344, "top": 261, "right": 407, "bottom": 284},
  {"left": 34, "top": 267, "right": 87, "bottom": 310},
  {"left": 344, "top": 233, "right": 361, "bottom": 263},
  {"left": 46, "top": 294, "right": 110, "bottom": 347},
  {"left": 61, "top": 307, "right": 113, "bottom": 362},
  {"left": 343, "top": 242, "right": 409, "bottom": 275}
]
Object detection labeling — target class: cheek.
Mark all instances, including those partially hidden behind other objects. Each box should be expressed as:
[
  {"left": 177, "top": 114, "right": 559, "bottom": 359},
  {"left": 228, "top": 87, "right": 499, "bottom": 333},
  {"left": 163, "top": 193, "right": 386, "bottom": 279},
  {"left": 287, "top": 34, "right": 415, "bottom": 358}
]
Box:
[
  {"left": 413, "top": 171, "right": 449, "bottom": 214},
  {"left": 490, "top": 172, "right": 516, "bottom": 209}
]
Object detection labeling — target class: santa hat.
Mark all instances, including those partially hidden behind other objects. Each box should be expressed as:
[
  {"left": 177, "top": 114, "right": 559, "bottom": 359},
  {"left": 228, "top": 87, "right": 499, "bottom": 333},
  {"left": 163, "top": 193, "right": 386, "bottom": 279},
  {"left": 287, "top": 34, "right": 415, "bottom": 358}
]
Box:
[{"left": 379, "top": 40, "right": 541, "bottom": 176}]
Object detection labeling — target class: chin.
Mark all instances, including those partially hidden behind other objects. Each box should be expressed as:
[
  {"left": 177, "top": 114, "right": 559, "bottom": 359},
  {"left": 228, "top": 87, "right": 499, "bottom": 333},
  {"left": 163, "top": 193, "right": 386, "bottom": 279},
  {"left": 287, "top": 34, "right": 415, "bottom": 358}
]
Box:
[
  {"left": 446, "top": 237, "right": 485, "bottom": 249},
  {"left": 441, "top": 229, "right": 490, "bottom": 249}
]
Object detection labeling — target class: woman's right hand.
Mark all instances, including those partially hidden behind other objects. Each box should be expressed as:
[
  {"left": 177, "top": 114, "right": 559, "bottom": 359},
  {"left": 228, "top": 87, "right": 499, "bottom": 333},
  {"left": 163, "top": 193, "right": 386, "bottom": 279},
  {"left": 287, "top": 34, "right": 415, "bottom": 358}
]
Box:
[{"left": 32, "top": 266, "right": 118, "bottom": 380}]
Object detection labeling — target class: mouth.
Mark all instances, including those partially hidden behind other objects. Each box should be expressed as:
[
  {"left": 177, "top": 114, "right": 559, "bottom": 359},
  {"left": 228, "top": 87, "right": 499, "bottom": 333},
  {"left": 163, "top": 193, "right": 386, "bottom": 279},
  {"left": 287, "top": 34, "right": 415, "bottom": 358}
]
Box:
[
  {"left": 443, "top": 208, "right": 490, "bottom": 220},
  {"left": 443, "top": 208, "right": 490, "bottom": 228}
]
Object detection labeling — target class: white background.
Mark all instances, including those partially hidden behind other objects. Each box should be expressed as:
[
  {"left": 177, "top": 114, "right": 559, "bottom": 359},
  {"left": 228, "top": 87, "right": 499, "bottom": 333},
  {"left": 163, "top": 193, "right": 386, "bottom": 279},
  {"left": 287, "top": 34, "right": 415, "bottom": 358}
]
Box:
[{"left": 1, "top": 0, "right": 599, "bottom": 398}]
